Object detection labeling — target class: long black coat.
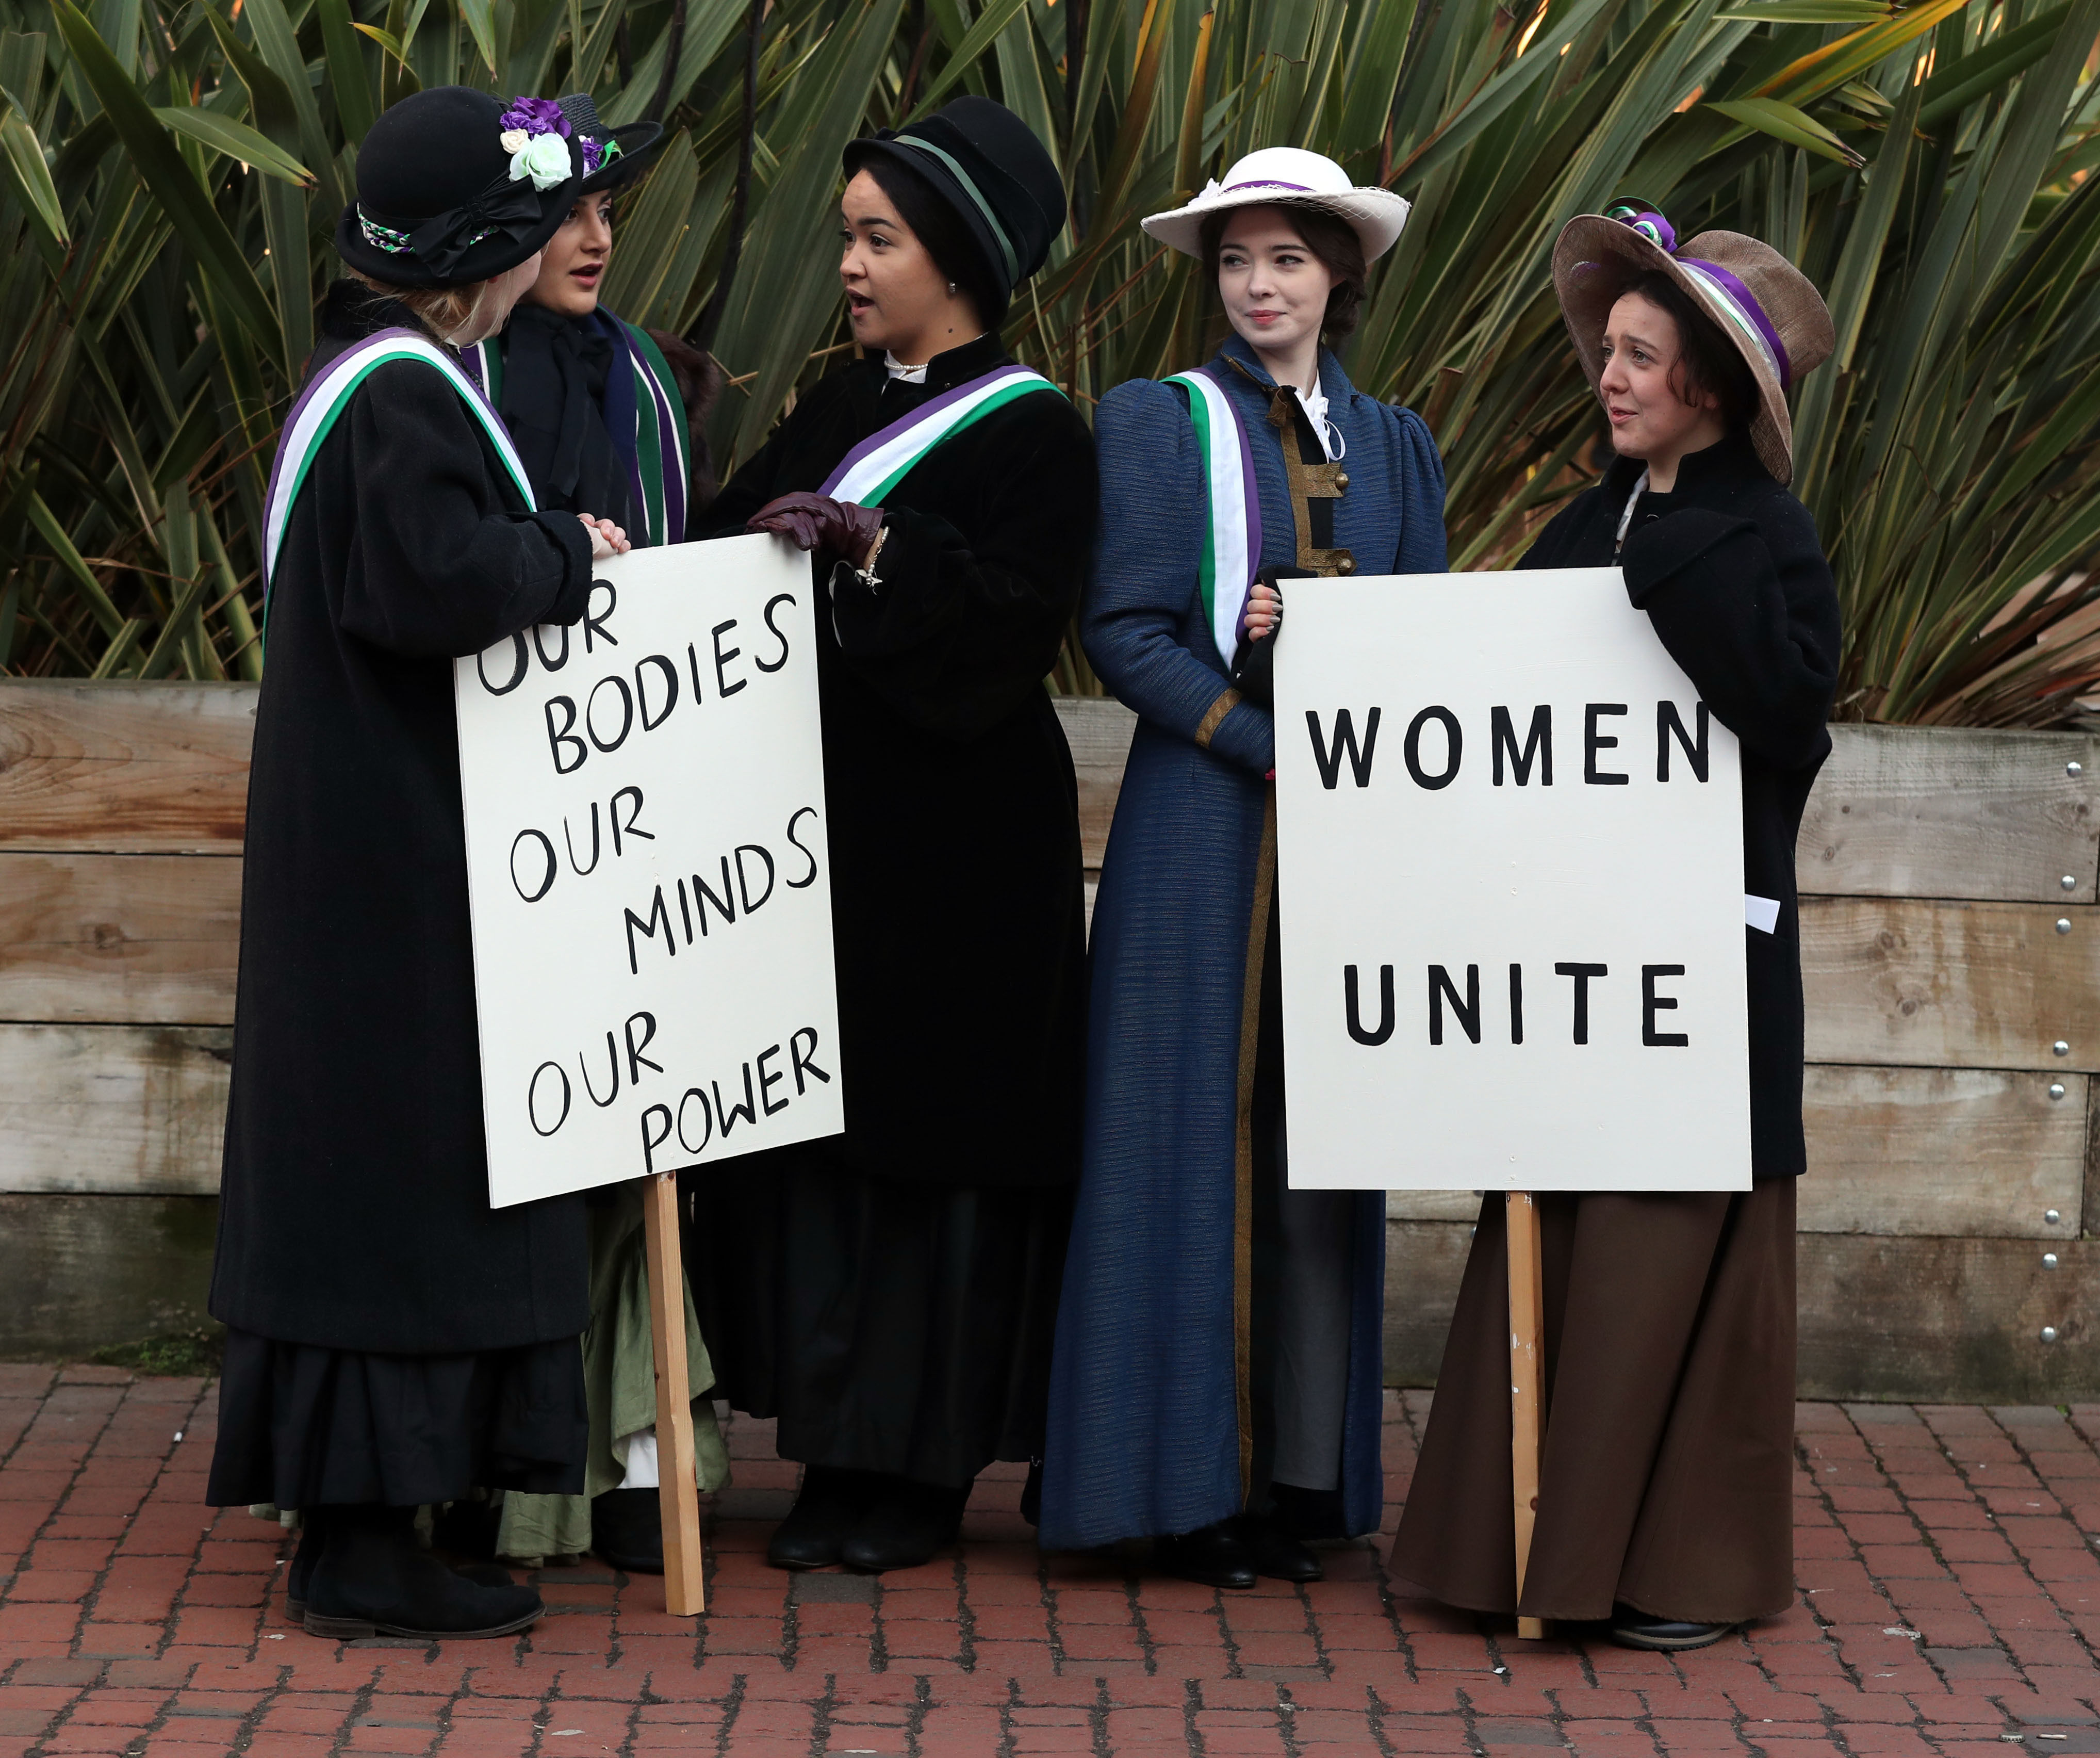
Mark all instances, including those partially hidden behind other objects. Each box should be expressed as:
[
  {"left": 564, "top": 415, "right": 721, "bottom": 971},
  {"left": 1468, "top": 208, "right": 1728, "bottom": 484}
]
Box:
[
  {"left": 1523, "top": 431, "right": 1840, "bottom": 1178},
  {"left": 211, "top": 285, "right": 599, "bottom": 1353},
  {"left": 697, "top": 333, "right": 1097, "bottom": 1187}
]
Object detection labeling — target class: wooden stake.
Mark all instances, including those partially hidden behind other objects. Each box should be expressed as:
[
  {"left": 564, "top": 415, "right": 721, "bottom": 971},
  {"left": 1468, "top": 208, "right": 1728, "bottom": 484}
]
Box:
[
  {"left": 641, "top": 1172, "right": 706, "bottom": 1616},
  {"left": 1506, "top": 1191, "right": 1547, "bottom": 1642}
]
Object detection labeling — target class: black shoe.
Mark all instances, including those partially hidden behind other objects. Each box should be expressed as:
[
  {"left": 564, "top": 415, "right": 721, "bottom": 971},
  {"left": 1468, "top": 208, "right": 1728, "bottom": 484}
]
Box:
[
  {"left": 302, "top": 1506, "right": 543, "bottom": 1640},
  {"left": 1244, "top": 1514, "right": 1323, "bottom": 1583},
  {"left": 590, "top": 1488, "right": 664, "bottom": 1575},
  {"left": 767, "top": 1467, "right": 878, "bottom": 1571},
  {"left": 839, "top": 1478, "right": 968, "bottom": 1573},
  {"left": 1269, "top": 1481, "right": 1346, "bottom": 1541},
  {"left": 1020, "top": 1457, "right": 1044, "bottom": 1527},
  {"left": 1609, "top": 1605, "right": 1737, "bottom": 1651},
  {"left": 1154, "top": 1520, "right": 1257, "bottom": 1590},
  {"left": 294, "top": 1510, "right": 517, "bottom": 1619}
]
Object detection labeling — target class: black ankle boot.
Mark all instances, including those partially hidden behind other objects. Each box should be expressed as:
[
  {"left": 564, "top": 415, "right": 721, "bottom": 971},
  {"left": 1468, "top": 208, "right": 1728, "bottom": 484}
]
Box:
[
  {"left": 1243, "top": 1512, "right": 1322, "bottom": 1583},
  {"left": 1154, "top": 1519, "right": 1257, "bottom": 1589},
  {"left": 297, "top": 1508, "right": 513, "bottom": 1618},
  {"left": 767, "top": 1467, "right": 878, "bottom": 1571},
  {"left": 303, "top": 1505, "right": 543, "bottom": 1640},
  {"left": 284, "top": 1512, "right": 326, "bottom": 1621},
  {"left": 839, "top": 1478, "right": 968, "bottom": 1573},
  {"left": 591, "top": 1488, "right": 664, "bottom": 1575}
]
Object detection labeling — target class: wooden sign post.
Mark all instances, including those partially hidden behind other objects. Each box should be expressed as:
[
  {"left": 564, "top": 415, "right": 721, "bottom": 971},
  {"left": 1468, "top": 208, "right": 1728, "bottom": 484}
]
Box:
[
  {"left": 1506, "top": 1192, "right": 1547, "bottom": 1641},
  {"left": 643, "top": 1172, "right": 705, "bottom": 1615}
]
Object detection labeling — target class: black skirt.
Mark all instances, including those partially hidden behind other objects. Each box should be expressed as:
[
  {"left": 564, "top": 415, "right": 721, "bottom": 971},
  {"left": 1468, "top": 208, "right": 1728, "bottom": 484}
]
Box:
[
  {"left": 206, "top": 1329, "right": 588, "bottom": 1509},
  {"left": 688, "top": 1143, "right": 1074, "bottom": 1488}
]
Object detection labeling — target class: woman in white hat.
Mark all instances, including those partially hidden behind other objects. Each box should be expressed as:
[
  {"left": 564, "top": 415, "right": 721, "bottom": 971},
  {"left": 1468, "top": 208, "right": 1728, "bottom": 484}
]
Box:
[
  {"left": 1391, "top": 203, "right": 1841, "bottom": 1650},
  {"left": 1040, "top": 148, "right": 1446, "bottom": 1587}
]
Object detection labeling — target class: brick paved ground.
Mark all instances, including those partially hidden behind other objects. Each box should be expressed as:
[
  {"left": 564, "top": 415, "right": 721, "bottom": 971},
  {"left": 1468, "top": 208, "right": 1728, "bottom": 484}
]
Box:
[{"left": 3, "top": 1364, "right": 2099, "bottom": 1755}]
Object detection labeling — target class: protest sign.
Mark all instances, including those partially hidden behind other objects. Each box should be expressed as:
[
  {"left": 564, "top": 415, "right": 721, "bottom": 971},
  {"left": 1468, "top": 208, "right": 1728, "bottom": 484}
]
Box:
[
  {"left": 455, "top": 532, "right": 842, "bottom": 1209},
  {"left": 1272, "top": 566, "right": 1751, "bottom": 1193}
]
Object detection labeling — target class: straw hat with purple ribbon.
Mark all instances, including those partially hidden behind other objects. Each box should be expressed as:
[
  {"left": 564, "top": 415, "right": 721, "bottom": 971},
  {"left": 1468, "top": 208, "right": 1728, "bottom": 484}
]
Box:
[
  {"left": 1552, "top": 201, "right": 1835, "bottom": 485},
  {"left": 1140, "top": 146, "right": 1412, "bottom": 262}
]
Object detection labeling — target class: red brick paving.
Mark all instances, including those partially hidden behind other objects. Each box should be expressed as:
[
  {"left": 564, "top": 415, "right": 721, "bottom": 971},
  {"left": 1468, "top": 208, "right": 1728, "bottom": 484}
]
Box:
[{"left": 1, "top": 1366, "right": 2097, "bottom": 1754}]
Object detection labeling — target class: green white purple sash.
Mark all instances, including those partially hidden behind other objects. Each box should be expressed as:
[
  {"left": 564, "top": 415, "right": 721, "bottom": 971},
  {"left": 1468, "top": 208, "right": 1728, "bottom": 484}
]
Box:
[
  {"left": 1166, "top": 367, "right": 1264, "bottom": 668},
  {"left": 264, "top": 328, "right": 534, "bottom": 595},
  {"left": 466, "top": 314, "right": 691, "bottom": 547},
  {"left": 820, "top": 364, "right": 1063, "bottom": 506}
]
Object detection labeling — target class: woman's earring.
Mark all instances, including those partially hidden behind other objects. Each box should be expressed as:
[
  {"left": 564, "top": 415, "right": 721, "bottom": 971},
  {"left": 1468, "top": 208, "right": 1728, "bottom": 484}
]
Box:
[{"left": 947, "top": 281, "right": 957, "bottom": 294}]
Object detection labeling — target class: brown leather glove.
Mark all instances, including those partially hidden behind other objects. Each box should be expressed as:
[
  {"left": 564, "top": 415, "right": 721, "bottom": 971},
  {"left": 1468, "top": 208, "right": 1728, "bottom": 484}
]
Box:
[{"left": 745, "top": 492, "right": 884, "bottom": 567}]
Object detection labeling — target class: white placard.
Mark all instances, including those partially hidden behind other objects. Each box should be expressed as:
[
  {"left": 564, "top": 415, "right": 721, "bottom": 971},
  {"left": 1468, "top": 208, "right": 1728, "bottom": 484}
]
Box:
[
  {"left": 1273, "top": 567, "right": 1751, "bottom": 1193},
  {"left": 455, "top": 533, "right": 843, "bottom": 1207}
]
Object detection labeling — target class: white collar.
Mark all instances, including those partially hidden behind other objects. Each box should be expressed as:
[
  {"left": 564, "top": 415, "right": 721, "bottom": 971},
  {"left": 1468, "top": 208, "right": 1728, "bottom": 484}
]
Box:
[
  {"left": 884, "top": 352, "right": 929, "bottom": 384},
  {"left": 1294, "top": 373, "right": 1343, "bottom": 462}
]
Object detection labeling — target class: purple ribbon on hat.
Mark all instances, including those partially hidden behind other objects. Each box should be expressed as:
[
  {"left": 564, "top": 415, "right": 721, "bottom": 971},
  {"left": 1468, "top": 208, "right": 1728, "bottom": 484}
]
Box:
[
  {"left": 1223, "top": 178, "right": 1316, "bottom": 193},
  {"left": 1603, "top": 199, "right": 1792, "bottom": 388}
]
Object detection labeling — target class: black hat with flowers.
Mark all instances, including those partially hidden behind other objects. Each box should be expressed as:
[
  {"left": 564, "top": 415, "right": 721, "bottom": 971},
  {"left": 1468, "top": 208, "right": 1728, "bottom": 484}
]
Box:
[
  {"left": 336, "top": 87, "right": 583, "bottom": 289},
  {"left": 559, "top": 92, "right": 664, "bottom": 194}
]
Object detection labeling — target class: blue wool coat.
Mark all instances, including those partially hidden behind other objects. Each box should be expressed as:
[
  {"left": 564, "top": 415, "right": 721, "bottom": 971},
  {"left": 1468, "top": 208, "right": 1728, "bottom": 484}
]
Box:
[{"left": 1040, "top": 335, "right": 1448, "bottom": 1550}]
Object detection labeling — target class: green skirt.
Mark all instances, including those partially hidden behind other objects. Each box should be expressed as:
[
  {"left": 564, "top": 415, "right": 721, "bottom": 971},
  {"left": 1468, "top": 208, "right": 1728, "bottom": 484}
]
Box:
[{"left": 495, "top": 1183, "right": 729, "bottom": 1564}]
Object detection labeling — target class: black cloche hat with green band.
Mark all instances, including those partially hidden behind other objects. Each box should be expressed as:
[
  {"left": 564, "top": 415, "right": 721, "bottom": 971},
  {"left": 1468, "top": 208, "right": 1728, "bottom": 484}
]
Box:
[{"left": 843, "top": 96, "right": 1066, "bottom": 301}]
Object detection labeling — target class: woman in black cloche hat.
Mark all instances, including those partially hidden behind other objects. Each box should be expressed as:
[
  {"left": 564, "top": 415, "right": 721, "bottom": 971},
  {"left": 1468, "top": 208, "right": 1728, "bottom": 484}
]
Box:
[
  {"left": 688, "top": 96, "right": 1098, "bottom": 1574},
  {"left": 205, "top": 86, "right": 631, "bottom": 1641}
]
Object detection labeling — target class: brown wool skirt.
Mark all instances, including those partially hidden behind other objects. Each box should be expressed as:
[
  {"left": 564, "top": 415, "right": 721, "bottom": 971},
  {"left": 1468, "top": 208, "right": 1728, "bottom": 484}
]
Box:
[{"left": 1390, "top": 1180, "right": 1796, "bottom": 1625}]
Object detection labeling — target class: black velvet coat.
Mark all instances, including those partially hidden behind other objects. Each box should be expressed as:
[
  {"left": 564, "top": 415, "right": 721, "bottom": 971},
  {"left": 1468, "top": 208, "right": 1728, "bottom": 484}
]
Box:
[
  {"left": 1522, "top": 431, "right": 1840, "bottom": 1178},
  {"left": 210, "top": 284, "right": 599, "bottom": 1353},
  {"left": 697, "top": 333, "right": 1097, "bottom": 1188}
]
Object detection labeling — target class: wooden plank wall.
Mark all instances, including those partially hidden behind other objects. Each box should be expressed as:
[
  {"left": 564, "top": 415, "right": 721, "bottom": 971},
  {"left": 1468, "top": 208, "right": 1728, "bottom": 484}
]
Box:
[{"left": 3, "top": 681, "right": 2096, "bottom": 1401}]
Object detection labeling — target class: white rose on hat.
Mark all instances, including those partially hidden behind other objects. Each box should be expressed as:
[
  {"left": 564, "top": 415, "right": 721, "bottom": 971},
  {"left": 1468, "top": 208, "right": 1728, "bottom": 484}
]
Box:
[
  {"left": 512, "top": 132, "right": 573, "bottom": 191},
  {"left": 1141, "top": 146, "right": 1413, "bottom": 262}
]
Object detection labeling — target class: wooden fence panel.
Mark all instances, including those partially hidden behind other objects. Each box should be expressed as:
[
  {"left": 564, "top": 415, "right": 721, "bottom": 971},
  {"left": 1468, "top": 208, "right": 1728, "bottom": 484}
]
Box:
[
  {"left": 1795, "top": 725, "right": 2098, "bottom": 902},
  {"left": 1801, "top": 897, "right": 2099, "bottom": 1071},
  {"left": 0, "top": 1023, "right": 230, "bottom": 1195},
  {"left": 1798, "top": 1066, "right": 2083, "bottom": 1238},
  {"left": 0, "top": 854, "right": 240, "bottom": 1024},
  {"left": 0, "top": 681, "right": 256, "bottom": 855}
]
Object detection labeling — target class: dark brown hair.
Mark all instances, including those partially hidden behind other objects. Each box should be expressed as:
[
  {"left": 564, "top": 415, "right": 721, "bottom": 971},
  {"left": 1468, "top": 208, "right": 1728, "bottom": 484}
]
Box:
[
  {"left": 1614, "top": 269, "right": 1760, "bottom": 430},
  {"left": 1199, "top": 203, "right": 1368, "bottom": 343}
]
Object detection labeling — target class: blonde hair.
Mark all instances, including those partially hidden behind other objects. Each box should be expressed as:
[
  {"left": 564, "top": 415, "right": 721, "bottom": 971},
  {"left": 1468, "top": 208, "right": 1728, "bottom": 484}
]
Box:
[{"left": 348, "top": 270, "right": 487, "bottom": 343}]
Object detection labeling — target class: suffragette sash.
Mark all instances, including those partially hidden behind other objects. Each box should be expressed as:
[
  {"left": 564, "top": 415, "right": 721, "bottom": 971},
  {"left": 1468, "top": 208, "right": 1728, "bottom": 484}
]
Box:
[
  {"left": 264, "top": 328, "right": 534, "bottom": 599},
  {"left": 1165, "top": 367, "right": 1264, "bottom": 670},
  {"left": 466, "top": 315, "right": 692, "bottom": 547},
  {"left": 821, "top": 364, "right": 1063, "bottom": 505}
]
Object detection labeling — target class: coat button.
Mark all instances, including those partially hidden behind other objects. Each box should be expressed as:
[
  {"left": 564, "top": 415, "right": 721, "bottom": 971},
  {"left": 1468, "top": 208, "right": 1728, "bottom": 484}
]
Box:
[
  {"left": 1338, "top": 556, "right": 1356, "bottom": 574},
  {"left": 1336, "top": 473, "right": 1350, "bottom": 490}
]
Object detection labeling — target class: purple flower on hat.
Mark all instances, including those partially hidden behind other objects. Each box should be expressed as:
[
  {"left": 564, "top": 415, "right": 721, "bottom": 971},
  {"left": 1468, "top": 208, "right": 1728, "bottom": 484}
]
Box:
[{"left": 499, "top": 95, "right": 571, "bottom": 138}]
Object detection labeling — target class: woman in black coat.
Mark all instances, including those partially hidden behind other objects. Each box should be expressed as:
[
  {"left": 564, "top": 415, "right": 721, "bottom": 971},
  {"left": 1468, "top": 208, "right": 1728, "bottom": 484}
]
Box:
[
  {"left": 205, "top": 87, "right": 630, "bottom": 1640},
  {"left": 1391, "top": 207, "right": 1840, "bottom": 1650},
  {"left": 688, "top": 97, "right": 1096, "bottom": 1574}
]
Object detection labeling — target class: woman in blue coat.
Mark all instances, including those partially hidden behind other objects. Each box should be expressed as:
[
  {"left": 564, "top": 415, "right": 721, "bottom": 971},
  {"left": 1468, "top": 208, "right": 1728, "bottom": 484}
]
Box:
[{"left": 1041, "top": 148, "right": 1447, "bottom": 1586}]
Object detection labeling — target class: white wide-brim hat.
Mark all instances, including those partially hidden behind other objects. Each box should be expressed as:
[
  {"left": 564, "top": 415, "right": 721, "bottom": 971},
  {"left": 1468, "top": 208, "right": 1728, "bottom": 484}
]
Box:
[{"left": 1140, "top": 147, "right": 1412, "bottom": 262}]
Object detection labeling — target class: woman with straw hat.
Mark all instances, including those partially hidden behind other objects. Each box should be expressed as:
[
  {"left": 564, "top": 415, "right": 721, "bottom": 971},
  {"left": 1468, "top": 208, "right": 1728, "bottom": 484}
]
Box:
[
  {"left": 1040, "top": 148, "right": 1446, "bottom": 1587},
  {"left": 686, "top": 96, "right": 1096, "bottom": 1576},
  {"left": 448, "top": 92, "right": 731, "bottom": 1584},
  {"left": 206, "top": 86, "right": 632, "bottom": 1640},
  {"left": 1391, "top": 204, "right": 1841, "bottom": 1650}
]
